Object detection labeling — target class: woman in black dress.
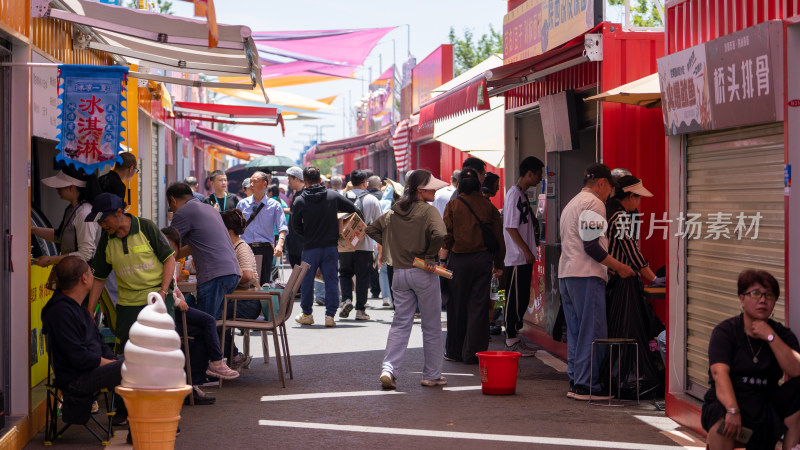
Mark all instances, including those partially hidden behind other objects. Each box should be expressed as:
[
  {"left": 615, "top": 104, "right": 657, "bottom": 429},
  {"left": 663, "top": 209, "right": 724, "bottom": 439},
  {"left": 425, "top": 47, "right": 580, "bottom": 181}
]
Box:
[{"left": 703, "top": 269, "right": 800, "bottom": 449}]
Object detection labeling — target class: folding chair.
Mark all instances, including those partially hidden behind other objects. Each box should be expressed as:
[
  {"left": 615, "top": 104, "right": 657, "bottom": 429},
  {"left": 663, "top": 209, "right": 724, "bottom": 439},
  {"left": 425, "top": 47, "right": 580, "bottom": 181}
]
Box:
[
  {"left": 218, "top": 262, "right": 308, "bottom": 387},
  {"left": 43, "top": 335, "right": 115, "bottom": 446}
]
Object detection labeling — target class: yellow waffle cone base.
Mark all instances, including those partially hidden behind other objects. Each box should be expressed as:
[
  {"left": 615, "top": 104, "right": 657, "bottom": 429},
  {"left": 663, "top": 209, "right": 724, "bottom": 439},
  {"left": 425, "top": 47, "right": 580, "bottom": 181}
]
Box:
[{"left": 115, "top": 385, "right": 192, "bottom": 450}]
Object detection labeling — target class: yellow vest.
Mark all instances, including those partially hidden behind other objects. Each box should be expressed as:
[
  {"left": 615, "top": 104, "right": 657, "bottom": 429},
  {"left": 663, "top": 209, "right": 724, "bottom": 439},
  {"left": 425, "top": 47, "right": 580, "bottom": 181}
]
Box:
[{"left": 105, "top": 217, "right": 165, "bottom": 306}]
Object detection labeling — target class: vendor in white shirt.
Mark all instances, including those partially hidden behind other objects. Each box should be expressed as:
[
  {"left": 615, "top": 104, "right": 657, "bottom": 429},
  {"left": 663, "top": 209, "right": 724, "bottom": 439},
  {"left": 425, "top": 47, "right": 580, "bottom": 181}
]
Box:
[{"left": 32, "top": 170, "right": 100, "bottom": 265}]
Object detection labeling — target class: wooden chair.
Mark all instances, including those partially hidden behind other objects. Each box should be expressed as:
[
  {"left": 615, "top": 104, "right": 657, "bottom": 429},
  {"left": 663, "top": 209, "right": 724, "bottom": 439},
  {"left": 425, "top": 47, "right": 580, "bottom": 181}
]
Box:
[{"left": 218, "top": 262, "right": 308, "bottom": 387}]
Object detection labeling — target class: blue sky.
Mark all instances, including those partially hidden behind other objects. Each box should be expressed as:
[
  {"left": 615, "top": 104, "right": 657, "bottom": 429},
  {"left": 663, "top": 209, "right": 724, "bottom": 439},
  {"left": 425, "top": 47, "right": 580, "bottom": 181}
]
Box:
[
  {"left": 170, "top": 0, "right": 508, "bottom": 161},
  {"left": 170, "top": 1, "right": 629, "bottom": 163}
]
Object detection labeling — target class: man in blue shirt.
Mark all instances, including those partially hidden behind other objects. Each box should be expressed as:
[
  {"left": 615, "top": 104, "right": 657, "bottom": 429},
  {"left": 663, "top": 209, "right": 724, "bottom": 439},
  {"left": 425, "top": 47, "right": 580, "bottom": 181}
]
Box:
[{"left": 237, "top": 171, "right": 288, "bottom": 286}]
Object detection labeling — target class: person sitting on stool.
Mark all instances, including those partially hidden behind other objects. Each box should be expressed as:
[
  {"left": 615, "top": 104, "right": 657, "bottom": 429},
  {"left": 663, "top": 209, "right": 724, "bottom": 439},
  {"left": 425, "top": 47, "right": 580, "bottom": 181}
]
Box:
[{"left": 42, "top": 256, "right": 125, "bottom": 422}]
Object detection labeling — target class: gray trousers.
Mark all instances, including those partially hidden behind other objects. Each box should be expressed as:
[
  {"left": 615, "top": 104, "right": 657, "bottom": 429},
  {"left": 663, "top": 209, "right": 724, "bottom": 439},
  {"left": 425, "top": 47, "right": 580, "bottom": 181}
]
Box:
[{"left": 381, "top": 268, "right": 443, "bottom": 381}]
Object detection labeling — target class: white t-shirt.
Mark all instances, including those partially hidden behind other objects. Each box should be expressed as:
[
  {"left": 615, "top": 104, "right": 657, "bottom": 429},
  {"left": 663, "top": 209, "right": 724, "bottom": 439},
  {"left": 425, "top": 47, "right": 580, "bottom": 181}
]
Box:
[
  {"left": 503, "top": 186, "right": 538, "bottom": 267},
  {"left": 558, "top": 189, "right": 608, "bottom": 280},
  {"left": 433, "top": 186, "right": 456, "bottom": 218}
]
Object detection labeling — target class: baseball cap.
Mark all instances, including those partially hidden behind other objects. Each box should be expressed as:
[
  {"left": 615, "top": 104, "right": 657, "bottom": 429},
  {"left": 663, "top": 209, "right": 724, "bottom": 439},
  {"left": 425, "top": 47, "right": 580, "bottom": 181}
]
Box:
[
  {"left": 584, "top": 163, "right": 616, "bottom": 187},
  {"left": 617, "top": 175, "right": 654, "bottom": 197},
  {"left": 286, "top": 166, "right": 304, "bottom": 181},
  {"left": 85, "top": 193, "right": 125, "bottom": 223},
  {"left": 42, "top": 171, "right": 86, "bottom": 189},
  {"left": 419, "top": 175, "right": 449, "bottom": 191}
]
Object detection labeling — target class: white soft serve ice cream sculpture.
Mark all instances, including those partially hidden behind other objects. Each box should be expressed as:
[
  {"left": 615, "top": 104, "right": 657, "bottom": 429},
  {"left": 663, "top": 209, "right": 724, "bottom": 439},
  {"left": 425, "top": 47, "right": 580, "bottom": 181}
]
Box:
[{"left": 121, "top": 292, "right": 186, "bottom": 389}]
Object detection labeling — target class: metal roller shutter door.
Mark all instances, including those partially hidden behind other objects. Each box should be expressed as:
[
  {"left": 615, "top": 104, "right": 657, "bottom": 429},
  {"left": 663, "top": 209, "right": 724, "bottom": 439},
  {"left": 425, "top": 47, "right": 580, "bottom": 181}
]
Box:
[{"left": 685, "top": 122, "right": 785, "bottom": 393}]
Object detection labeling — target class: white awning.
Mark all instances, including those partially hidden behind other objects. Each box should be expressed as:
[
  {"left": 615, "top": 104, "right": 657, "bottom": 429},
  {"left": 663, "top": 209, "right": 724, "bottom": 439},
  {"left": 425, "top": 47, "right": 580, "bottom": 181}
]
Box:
[
  {"left": 584, "top": 73, "right": 661, "bottom": 108},
  {"left": 433, "top": 95, "right": 505, "bottom": 168},
  {"left": 38, "top": 0, "right": 267, "bottom": 102}
]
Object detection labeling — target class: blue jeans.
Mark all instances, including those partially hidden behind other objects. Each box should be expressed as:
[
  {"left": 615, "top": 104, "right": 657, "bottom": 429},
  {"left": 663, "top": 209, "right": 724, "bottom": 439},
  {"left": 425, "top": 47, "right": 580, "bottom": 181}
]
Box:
[
  {"left": 196, "top": 274, "right": 241, "bottom": 319},
  {"left": 300, "top": 246, "right": 340, "bottom": 317},
  {"left": 382, "top": 269, "right": 443, "bottom": 381},
  {"left": 559, "top": 276, "right": 607, "bottom": 392},
  {"left": 379, "top": 264, "right": 391, "bottom": 300}
]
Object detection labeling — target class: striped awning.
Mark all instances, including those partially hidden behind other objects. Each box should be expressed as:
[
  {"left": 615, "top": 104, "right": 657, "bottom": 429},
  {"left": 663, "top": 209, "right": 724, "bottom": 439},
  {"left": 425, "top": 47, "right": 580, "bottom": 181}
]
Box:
[{"left": 392, "top": 119, "right": 410, "bottom": 172}]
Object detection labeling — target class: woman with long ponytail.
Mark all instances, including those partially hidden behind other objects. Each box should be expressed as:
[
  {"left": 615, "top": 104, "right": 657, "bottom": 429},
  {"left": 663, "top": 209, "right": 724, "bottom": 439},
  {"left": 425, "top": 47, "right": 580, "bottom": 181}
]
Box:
[{"left": 367, "top": 169, "right": 449, "bottom": 389}]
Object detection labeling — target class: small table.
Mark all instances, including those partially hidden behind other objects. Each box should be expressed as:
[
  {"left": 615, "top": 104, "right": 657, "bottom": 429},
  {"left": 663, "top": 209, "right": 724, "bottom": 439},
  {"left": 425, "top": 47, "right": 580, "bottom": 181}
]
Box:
[{"left": 177, "top": 281, "right": 197, "bottom": 296}]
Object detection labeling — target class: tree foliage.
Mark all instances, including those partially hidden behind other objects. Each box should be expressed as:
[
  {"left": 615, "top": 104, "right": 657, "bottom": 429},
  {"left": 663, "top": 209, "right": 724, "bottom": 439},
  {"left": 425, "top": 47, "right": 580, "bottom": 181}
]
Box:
[
  {"left": 448, "top": 25, "right": 503, "bottom": 76},
  {"left": 124, "top": 0, "right": 173, "bottom": 14},
  {"left": 608, "top": 0, "right": 662, "bottom": 27},
  {"left": 315, "top": 157, "right": 336, "bottom": 177}
]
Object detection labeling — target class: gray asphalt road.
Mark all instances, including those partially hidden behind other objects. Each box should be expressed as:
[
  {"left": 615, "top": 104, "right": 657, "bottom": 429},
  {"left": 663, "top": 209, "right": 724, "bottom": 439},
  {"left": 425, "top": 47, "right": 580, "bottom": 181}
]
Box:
[{"left": 26, "top": 297, "right": 704, "bottom": 449}]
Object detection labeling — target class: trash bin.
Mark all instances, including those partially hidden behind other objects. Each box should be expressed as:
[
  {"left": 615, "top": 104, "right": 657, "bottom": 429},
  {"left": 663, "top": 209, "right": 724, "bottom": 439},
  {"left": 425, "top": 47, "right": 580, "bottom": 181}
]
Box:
[{"left": 476, "top": 351, "right": 522, "bottom": 395}]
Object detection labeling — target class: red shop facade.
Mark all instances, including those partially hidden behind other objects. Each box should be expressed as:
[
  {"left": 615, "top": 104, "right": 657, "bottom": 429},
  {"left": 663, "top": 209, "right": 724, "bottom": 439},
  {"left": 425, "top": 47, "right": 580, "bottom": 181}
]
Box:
[
  {"left": 500, "top": 0, "right": 668, "bottom": 359},
  {"left": 660, "top": 0, "right": 800, "bottom": 435}
]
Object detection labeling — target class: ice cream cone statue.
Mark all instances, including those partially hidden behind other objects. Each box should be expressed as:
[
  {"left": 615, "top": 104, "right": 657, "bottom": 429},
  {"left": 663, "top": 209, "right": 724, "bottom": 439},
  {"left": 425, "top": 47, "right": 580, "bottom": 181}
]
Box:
[{"left": 115, "top": 292, "right": 191, "bottom": 450}]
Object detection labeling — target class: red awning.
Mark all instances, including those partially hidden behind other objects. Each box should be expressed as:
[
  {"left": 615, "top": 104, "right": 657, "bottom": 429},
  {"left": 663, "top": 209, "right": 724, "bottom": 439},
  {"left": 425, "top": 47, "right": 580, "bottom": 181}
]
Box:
[
  {"left": 484, "top": 23, "right": 603, "bottom": 97},
  {"left": 175, "top": 101, "right": 279, "bottom": 118},
  {"left": 174, "top": 101, "right": 285, "bottom": 135},
  {"left": 418, "top": 75, "right": 490, "bottom": 130},
  {"left": 192, "top": 126, "right": 274, "bottom": 155},
  {"left": 316, "top": 127, "right": 392, "bottom": 156}
]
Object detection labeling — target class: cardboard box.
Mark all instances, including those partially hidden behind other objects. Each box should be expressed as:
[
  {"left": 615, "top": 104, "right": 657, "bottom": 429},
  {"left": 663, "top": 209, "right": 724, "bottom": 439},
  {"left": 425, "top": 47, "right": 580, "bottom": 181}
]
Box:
[{"left": 337, "top": 212, "right": 366, "bottom": 252}]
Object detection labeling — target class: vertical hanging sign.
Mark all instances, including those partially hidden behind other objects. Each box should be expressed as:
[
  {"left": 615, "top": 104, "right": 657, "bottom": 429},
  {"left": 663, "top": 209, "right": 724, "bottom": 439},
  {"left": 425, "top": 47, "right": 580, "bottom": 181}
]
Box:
[{"left": 56, "top": 65, "right": 128, "bottom": 173}]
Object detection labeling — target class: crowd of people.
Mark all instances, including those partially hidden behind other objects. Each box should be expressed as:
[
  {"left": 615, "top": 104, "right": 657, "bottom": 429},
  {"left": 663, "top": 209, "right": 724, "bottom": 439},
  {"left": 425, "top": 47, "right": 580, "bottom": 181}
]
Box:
[{"left": 36, "top": 151, "right": 800, "bottom": 449}]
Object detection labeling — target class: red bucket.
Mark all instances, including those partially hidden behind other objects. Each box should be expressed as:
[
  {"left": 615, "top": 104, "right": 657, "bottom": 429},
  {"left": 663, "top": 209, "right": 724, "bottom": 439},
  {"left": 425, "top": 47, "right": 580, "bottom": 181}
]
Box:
[{"left": 476, "top": 351, "right": 522, "bottom": 395}]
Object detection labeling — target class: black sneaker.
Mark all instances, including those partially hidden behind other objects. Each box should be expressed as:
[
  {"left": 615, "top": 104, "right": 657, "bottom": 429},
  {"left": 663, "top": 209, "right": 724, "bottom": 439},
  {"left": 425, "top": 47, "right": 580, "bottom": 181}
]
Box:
[
  {"left": 185, "top": 386, "right": 216, "bottom": 405},
  {"left": 571, "top": 385, "right": 614, "bottom": 401},
  {"left": 339, "top": 300, "right": 353, "bottom": 318},
  {"left": 112, "top": 413, "right": 128, "bottom": 426},
  {"left": 566, "top": 380, "right": 576, "bottom": 399}
]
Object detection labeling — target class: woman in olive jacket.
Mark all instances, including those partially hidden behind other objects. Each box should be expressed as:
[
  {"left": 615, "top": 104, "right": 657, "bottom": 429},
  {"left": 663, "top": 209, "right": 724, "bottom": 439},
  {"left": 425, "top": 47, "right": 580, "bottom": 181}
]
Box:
[{"left": 367, "top": 169, "right": 449, "bottom": 389}]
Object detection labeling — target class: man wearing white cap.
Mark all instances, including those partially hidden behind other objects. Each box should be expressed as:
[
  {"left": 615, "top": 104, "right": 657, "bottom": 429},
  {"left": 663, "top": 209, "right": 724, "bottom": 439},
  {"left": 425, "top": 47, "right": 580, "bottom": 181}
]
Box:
[{"left": 32, "top": 171, "right": 100, "bottom": 266}]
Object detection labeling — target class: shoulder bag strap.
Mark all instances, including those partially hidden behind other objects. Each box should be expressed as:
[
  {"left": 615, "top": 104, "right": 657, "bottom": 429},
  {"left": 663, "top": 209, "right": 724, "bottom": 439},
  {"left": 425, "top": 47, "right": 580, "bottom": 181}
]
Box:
[
  {"left": 457, "top": 196, "right": 484, "bottom": 226},
  {"left": 244, "top": 202, "right": 266, "bottom": 230}
]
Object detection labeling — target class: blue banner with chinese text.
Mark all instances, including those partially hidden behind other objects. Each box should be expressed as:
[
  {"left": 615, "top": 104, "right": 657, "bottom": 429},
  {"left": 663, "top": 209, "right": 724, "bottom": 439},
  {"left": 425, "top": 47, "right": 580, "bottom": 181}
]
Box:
[{"left": 56, "top": 65, "right": 128, "bottom": 174}]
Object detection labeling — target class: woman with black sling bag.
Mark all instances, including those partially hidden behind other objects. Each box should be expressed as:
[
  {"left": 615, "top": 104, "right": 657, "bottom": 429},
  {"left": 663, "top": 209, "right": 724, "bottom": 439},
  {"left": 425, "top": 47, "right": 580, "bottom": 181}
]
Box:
[{"left": 441, "top": 168, "right": 505, "bottom": 364}]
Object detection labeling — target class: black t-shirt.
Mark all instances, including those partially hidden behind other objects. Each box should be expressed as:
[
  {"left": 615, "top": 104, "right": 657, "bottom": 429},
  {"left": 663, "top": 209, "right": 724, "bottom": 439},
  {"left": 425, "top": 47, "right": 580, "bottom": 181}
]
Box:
[
  {"left": 707, "top": 314, "right": 800, "bottom": 398},
  {"left": 203, "top": 193, "right": 239, "bottom": 212},
  {"left": 98, "top": 170, "right": 126, "bottom": 201}
]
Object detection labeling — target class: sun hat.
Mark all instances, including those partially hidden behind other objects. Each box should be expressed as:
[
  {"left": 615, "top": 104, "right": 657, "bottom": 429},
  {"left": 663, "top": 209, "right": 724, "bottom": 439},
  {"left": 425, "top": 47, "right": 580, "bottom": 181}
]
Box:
[
  {"left": 617, "top": 175, "right": 654, "bottom": 197},
  {"left": 419, "top": 175, "right": 449, "bottom": 191},
  {"left": 42, "top": 171, "right": 86, "bottom": 189},
  {"left": 384, "top": 179, "right": 404, "bottom": 196}
]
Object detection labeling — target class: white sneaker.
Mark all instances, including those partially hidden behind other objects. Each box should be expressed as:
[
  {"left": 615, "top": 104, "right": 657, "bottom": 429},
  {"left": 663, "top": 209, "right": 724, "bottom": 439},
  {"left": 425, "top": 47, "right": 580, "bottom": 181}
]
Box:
[
  {"left": 382, "top": 298, "right": 392, "bottom": 307},
  {"left": 380, "top": 371, "right": 396, "bottom": 390}
]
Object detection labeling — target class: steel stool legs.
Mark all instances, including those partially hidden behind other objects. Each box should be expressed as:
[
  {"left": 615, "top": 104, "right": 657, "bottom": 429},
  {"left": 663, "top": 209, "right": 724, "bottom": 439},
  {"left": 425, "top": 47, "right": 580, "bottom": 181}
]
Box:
[{"left": 589, "top": 338, "right": 639, "bottom": 406}]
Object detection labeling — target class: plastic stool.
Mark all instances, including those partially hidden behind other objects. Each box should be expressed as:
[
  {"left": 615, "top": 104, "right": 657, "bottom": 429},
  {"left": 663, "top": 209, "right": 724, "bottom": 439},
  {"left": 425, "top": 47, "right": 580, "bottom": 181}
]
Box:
[{"left": 589, "top": 338, "right": 639, "bottom": 406}]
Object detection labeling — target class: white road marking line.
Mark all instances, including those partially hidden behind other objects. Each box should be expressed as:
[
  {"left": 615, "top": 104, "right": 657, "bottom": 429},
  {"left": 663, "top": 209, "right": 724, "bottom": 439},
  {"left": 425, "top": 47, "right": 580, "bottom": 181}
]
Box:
[
  {"left": 442, "top": 386, "right": 483, "bottom": 391},
  {"left": 536, "top": 351, "right": 568, "bottom": 373},
  {"left": 633, "top": 415, "right": 706, "bottom": 448},
  {"left": 410, "top": 372, "right": 474, "bottom": 377},
  {"left": 260, "top": 390, "right": 404, "bottom": 402},
  {"left": 258, "top": 419, "right": 694, "bottom": 449}
]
